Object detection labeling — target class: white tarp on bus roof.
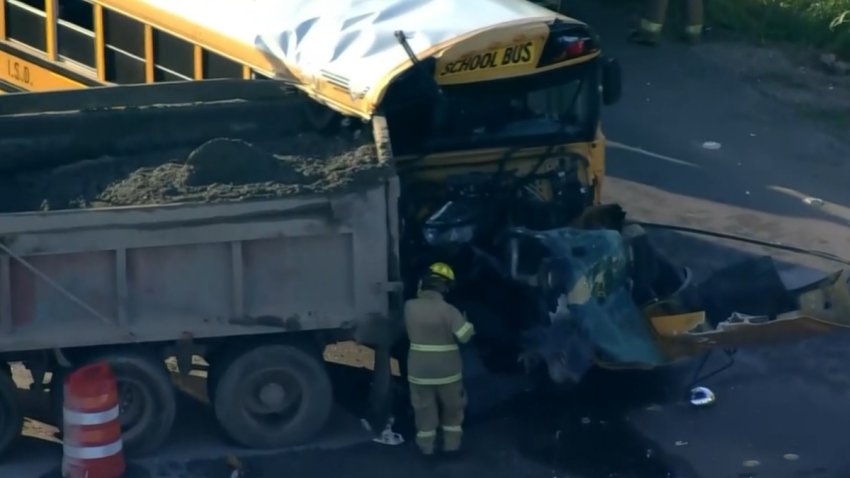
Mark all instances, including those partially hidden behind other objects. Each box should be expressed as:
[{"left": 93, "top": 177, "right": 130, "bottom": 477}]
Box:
[{"left": 133, "top": 0, "right": 562, "bottom": 109}]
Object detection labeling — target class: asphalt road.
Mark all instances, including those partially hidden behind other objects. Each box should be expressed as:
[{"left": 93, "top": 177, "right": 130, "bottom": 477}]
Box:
[
  {"left": 4, "top": 1, "right": 850, "bottom": 477},
  {"left": 585, "top": 1, "right": 850, "bottom": 477}
]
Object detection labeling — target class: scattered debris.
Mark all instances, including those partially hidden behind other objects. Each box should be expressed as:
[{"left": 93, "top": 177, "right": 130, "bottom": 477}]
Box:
[
  {"left": 716, "top": 312, "right": 770, "bottom": 331},
  {"left": 689, "top": 386, "right": 716, "bottom": 407},
  {"left": 701, "top": 141, "right": 722, "bottom": 150},
  {"left": 580, "top": 417, "right": 592, "bottom": 425},
  {"left": 742, "top": 459, "right": 761, "bottom": 468},
  {"left": 674, "top": 441, "right": 689, "bottom": 447},
  {"left": 803, "top": 196, "right": 826, "bottom": 207},
  {"left": 227, "top": 455, "right": 246, "bottom": 477},
  {"left": 361, "top": 417, "right": 404, "bottom": 446},
  {"left": 819, "top": 53, "right": 850, "bottom": 76},
  {"left": 783, "top": 453, "right": 800, "bottom": 461}
]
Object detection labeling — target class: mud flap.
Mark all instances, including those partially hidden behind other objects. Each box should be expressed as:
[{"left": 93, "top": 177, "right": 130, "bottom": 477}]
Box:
[{"left": 362, "top": 343, "right": 402, "bottom": 445}]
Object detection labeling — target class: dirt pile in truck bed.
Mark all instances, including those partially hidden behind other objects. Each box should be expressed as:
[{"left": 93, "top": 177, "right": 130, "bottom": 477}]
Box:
[{"left": 0, "top": 133, "right": 389, "bottom": 213}]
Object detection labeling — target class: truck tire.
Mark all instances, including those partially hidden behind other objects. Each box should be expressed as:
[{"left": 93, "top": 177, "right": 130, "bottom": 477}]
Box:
[
  {"left": 56, "top": 353, "right": 177, "bottom": 457},
  {"left": 212, "top": 344, "right": 333, "bottom": 449},
  {"left": 0, "top": 371, "right": 22, "bottom": 458}
]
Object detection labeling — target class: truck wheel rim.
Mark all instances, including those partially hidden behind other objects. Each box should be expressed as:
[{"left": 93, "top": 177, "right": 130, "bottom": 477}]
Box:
[
  {"left": 118, "top": 380, "right": 148, "bottom": 430},
  {"left": 243, "top": 369, "right": 302, "bottom": 419}
]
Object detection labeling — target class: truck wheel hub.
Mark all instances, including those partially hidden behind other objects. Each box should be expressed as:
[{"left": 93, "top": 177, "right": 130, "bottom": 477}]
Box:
[{"left": 258, "top": 383, "right": 287, "bottom": 411}]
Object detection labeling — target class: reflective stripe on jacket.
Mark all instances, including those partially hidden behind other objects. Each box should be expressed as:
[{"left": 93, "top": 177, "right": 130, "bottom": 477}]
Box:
[{"left": 405, "top": 290, "right": 475, "bottom": 384}]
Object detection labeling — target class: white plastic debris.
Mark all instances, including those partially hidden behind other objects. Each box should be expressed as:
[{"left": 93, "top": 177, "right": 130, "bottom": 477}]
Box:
[
  {"left": 701, "top": 141, "right": 722, "bottom": 150},
  {"left": 580, "top": 417, "right": 592, "bottom": 425},
  {"left": 742, "top": 459, "right": 761, "bottom": 468},
  {"left": 361, "top": 417, "right": 405, "bottom": 446},
  {"left": 675, "top": 440, "right": 689, "bottom": 447},
  {"left": 689, "top": 386, "right": 716, "bottom": 407},
  {"left": 784, "top": 453, "right": 800, "bottom": 461},
  {"left": 803, "top": 197, "right": 825, "bottom": 207}
]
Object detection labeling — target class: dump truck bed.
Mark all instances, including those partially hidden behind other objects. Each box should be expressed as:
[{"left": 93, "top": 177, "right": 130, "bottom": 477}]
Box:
[{"left": 0, "top": 179, "right": 400, "bottom": 353}]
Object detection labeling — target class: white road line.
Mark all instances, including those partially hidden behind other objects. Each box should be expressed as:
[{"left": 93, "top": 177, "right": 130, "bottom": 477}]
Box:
[{"left": 607, "top": 140, "right": 701, "bottom": 168}]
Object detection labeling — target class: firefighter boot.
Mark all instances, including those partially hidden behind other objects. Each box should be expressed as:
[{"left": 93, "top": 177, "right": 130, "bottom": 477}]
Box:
[
  {"left": 629, "top": 0, "right": 669, "bottom": 46},
  {"left": 683, "top": 0, "right": 704, "bottom": 44}
]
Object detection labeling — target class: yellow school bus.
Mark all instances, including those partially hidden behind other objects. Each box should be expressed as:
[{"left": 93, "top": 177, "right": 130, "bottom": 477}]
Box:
[
  {"left": 0, "top": 0, "right": 628, "bottom": 368},
  {"left": 0, "top": 0, "right": 620, "bottom": 197}
]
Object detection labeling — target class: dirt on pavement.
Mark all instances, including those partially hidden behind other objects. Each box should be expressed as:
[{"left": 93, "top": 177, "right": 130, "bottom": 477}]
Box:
[
  {"left": 697, "top": 42, "right": 850, "bottom": 134},
  {"left": 0, "top": 134, "right": 388, "bottom": 213}
]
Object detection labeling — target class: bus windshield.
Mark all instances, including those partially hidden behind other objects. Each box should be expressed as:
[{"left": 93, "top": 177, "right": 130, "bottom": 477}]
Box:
[{"left": 388, "top": 59, "right": 600, "bottom": 156}]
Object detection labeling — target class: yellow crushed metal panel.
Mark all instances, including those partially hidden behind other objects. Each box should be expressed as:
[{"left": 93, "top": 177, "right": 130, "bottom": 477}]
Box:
[{"left": 650, "top": 311, "right": 707, "bottom": 337}]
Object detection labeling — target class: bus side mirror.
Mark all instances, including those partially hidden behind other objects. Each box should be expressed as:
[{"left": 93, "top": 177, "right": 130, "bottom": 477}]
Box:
[{"left": 601, "top": 57, "right": 622, "bottom": 106}]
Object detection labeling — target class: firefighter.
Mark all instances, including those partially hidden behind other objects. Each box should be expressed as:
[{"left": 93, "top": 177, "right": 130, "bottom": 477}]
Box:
[
  {"left": 405, "top": 262, "right": 475, "bottom": 457},
  {"left": 629, "top": 0, "right": 704, "bottom": 46}
]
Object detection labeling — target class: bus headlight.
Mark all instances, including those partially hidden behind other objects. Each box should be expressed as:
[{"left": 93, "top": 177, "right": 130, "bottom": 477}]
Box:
[{"left": 423, "top": 223, "right": 476, "bottom": 246}]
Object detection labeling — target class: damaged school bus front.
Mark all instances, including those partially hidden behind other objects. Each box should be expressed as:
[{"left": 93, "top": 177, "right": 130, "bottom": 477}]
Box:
[{"left": 518, "top": 215, "right": 850, "bottom": 383}]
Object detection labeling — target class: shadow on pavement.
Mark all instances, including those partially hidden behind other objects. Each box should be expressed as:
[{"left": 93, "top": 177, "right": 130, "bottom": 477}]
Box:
[{"left": 566, "top": 0, "right": 850, "bottom": 229}]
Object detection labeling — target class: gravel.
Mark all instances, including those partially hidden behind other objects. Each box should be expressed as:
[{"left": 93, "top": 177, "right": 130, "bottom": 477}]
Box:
[{"left": 0, "top": 133, "right": 389, "bottom": 213}]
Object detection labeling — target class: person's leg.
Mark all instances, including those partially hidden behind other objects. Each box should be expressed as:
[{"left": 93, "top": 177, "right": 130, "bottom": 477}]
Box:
[
  {"left": 437, "top": 381, "right": 467, "bottom": 453},
  {"left": 630, "top": 0, "right": 669, "bottom": 45},
  {"left": 409, "top": 384, "right": 439, "bottom": 455},
  {"left": 683, "top": 0, "right": 704, "bottom": 44}
]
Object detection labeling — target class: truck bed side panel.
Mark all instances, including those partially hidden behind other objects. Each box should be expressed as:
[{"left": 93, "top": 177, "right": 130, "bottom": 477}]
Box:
[{"left": 0, "top": 185, "right": 391, "bottom": 353}]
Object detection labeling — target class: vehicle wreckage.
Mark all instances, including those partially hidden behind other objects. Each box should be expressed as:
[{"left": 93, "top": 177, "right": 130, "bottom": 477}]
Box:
[
  {"left": 0, "top": 0, "right": 849, "bottom": 458},
  {"left": 503, "top": 207, "right": 850, "bottom": 385}
]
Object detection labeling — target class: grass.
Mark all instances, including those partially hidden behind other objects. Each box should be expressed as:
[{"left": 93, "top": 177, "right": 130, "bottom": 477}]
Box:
[
  {"left": 705, "top": 0, "right": 850, "bottom": 59},
  {"left": 602, "top": 0, "right": 850, "bottom": 59}
]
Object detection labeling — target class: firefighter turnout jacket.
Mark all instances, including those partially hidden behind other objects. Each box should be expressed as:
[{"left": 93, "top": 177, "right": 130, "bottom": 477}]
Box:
[{"left": 404, "top": 290, "right": 475, "bottom": 385}]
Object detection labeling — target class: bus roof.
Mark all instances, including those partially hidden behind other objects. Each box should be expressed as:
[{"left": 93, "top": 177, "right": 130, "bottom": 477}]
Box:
[{"left": 94, "top": 0, "right": 587, "bottom": 118}]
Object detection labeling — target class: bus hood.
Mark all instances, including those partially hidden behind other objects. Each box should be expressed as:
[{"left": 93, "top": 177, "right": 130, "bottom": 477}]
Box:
[{"left": 96, "top": 0, "right": 585, "bottom": 119}]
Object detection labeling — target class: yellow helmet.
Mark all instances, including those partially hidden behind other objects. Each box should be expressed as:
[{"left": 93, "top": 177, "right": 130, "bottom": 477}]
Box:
[{"left": 428, "top": 262, "right": 455, "bottom": 282}]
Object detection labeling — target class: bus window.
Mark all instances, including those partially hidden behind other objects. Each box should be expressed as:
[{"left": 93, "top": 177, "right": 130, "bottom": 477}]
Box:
[
  {"left": 6, "top": 0, "right": 47, "bottom": 51},
  {"left": 388, "top": 60, "right": 599, "bottom": 155},
  {"left": 203, "top": 50, "right": 242, "bottom": 80},
  {"left": 57, "top": 0, "right": 95, "bottom": 68},
  {"left": 152, "top": 29, "right": 192, "bottom": 81},
  {"left": 103, "top": 9, "right": 145, "bottom": 83}
]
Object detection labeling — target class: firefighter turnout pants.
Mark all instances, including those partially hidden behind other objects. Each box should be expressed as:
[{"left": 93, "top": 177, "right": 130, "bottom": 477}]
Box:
[
  {"left": 638, "top": 0, "right": 704, "bottom": 43},
  {"left": 409, "top": 381, "right": 467, "bottom": 455}
]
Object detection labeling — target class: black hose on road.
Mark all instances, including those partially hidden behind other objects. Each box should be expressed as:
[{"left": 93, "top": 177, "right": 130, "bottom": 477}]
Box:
[{"left": 632, "top": 220, "right": 850, "bottom": 267}]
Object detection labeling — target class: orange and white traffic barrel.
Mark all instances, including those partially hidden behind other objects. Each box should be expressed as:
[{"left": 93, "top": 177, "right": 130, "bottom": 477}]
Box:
[{"left": 61, "top": 362, "right": 126, "bottom": 478}]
